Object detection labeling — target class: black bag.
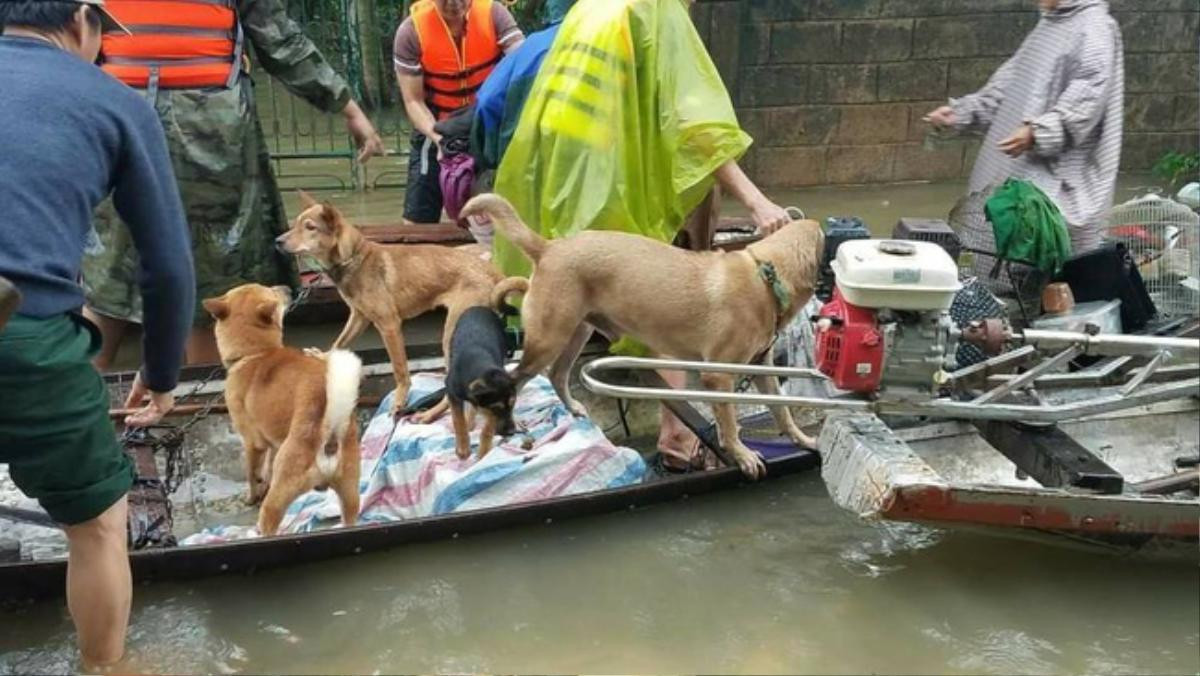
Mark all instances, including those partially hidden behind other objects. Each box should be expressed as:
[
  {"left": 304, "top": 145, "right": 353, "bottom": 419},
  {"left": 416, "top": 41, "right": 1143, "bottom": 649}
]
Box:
[{"left": 1055, "top": 242, "right": 1157, "bottom": 332}]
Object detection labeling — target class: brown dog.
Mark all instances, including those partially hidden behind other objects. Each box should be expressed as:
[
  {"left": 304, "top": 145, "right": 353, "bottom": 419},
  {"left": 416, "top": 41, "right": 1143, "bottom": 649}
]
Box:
[
  {"left": 277, "top": 192, "right": 504, "bottom": 418},
  {"left": 203, "top": 284, "right": 362, "bottom": 536},
  {"left": 459, "top": 194, "right": 825, "bottom": 479}
]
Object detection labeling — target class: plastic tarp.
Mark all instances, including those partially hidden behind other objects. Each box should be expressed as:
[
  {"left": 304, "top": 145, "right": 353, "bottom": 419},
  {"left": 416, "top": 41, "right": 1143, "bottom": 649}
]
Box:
[
  {"left": 180, "top": 373, "right": 645, "bottom": 543},
  {"left": 492, "top": 0, "right": 751, "bottom": 277}
]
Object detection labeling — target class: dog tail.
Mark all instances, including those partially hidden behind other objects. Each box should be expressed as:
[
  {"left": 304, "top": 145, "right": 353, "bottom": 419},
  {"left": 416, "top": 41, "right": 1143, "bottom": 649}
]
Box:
[
  {"left": 492, "top": 276, "right": 530, "bottom": 317},
  {"left": 460, "top": 194, "right": 547, "bottom": 262},
  {"left": 317, "top": 349, "right": 362, "bottom": 478}
]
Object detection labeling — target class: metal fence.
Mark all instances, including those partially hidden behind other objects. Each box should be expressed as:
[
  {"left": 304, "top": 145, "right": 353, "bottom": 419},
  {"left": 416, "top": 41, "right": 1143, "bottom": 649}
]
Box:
[{"left": 253, "top": 0, "right": 416, "bottom": 191}]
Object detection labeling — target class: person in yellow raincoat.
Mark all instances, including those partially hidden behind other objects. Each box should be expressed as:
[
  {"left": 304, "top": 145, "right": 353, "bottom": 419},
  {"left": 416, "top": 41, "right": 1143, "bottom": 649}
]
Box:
[{"left": 490, "top": 0, "right": 793, "bottom": 470}]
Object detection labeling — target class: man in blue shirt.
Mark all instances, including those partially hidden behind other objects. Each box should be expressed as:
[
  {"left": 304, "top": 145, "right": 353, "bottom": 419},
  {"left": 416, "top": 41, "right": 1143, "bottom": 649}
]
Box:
[{"left": 0, "top": 0, "right": 194, "bottom": 667}]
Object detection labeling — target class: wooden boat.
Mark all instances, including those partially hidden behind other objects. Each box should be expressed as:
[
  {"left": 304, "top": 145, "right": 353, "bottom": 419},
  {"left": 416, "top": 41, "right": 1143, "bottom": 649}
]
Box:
[{"left": 0, "top": 347, "right": 816, "bottom": 601}]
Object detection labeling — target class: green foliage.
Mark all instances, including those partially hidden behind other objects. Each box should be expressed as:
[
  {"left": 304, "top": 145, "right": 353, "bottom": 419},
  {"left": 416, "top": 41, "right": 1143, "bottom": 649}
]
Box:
[
  {"left": 1152, "top": 150, "right": 1200, "bottom": 191},
  {"left": 504, "top": 0, "right": 549, "bottom": 32}
]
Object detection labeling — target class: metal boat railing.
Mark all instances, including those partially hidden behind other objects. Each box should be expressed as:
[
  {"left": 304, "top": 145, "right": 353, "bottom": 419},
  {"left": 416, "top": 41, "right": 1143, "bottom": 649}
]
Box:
[{"left": 579, "top": 328, "right": 1200, "bottom": 425}]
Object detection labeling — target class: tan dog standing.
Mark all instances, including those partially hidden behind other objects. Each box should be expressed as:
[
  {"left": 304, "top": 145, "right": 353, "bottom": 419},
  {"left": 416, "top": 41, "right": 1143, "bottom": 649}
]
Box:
[
  {"left": 203, "top": 284, "right": 362, "bottom": 536},
  {"left": 277, "top": 192, "right": 504, "bottom": 418},
  {"left": 460, "top": 194, "right": 825, "bottom": 479}
]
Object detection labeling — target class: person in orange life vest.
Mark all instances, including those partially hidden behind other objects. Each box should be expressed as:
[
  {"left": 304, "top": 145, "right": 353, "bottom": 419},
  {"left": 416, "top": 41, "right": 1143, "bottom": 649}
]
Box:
[
  {"left": 393, "top": 0, "right": 524, "bottom": 227},
  {"left": 82, "top": 0, "right": 386, "bottom": 374}
]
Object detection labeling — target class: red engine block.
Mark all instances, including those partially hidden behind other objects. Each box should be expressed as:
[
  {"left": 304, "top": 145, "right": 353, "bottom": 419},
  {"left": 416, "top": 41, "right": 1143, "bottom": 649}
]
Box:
[{"left": 814, "top": 288, "right": 884, "bottom": 393}]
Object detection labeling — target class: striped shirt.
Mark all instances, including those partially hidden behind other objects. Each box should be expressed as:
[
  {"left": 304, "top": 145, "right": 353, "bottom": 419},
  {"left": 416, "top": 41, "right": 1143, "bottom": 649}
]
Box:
[{"left": 950, "top": 0, "right": 1124, "bottom": 268}]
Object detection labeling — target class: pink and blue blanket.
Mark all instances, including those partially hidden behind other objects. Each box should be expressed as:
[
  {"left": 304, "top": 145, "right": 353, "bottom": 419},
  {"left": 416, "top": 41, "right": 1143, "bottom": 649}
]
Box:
[{"left": 181, "top": 373, "right": 645, "bottom": 543}]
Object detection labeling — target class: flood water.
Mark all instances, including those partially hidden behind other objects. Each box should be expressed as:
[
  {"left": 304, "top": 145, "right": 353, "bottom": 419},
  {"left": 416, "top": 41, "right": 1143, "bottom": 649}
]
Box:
[
  {"left": 3, "top": 177, "right": 1198, "bottom": 674},
  {"left": 2, "top": 472, "right": 1197, "bottom": 674}
]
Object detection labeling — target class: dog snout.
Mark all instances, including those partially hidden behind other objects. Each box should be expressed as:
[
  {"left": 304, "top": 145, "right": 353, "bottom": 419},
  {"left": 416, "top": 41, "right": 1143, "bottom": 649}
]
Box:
[
  {"left": 498, "top": 415, "right": 517, "bottom": 436},
  {"left": 274, "top": 233, "right": 292, "bottom": 254}
]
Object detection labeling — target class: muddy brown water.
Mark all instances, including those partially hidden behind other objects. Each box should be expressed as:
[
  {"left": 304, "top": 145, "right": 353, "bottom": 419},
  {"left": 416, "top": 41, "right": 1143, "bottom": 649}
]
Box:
[{"left": 3, "top": 178, "right": 1197, "bottom": 674}]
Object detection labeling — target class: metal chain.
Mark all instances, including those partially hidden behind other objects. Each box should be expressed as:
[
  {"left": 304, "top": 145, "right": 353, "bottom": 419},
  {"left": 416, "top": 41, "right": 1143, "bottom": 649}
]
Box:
[{"left": 287, "top": 280, "right": 315, "bottom": 314}]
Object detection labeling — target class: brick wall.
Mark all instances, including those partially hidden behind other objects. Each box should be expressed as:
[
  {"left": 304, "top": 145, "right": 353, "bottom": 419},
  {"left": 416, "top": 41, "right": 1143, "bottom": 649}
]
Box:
[{"left": 690, "top": 0, "right": 1200, "bottom": 188}]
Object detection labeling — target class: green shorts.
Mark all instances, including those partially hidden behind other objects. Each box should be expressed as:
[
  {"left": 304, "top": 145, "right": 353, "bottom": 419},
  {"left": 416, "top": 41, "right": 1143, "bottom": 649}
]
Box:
[{"left": 0, "top": 313, "right": 133, "bottom": 525}]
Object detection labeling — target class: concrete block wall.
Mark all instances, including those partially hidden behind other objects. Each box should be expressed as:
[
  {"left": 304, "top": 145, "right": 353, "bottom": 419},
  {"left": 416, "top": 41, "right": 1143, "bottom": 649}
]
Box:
[{"left": 690, "top": 0, "right": 1199, "bottom": 187}]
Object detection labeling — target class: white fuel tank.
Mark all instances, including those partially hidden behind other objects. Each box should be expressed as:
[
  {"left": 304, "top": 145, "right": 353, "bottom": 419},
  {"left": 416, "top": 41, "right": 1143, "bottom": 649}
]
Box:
[{"left": 831, "top": 239, "right": 961, "bottom": 310}]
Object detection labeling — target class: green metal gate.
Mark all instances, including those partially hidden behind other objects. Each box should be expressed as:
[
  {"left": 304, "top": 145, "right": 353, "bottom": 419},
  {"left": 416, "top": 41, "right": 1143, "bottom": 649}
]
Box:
[
  {"left": 256, "top": 0, "right": 542, "bottom": 191},
  {"left": 253, "top": 0, "right": 415, "bottom": 191}
]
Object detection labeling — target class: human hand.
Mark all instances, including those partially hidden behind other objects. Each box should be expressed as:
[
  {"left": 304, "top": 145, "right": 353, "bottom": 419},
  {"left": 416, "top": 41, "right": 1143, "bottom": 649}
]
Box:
[
  {"left": 123, "top": 371, "right": 175, "bottom": 428},
  {"left": 922, "top": 105, "right": 956, "bottom": 129},
  {"left": 343, "top": 101, "right": 386, "bottom": 164},
  {"left": 750, "top": 198, "right": 792, "bottom": 236},
  {"left": 998, "top": 123, "right": 1034, "bottom": 158}
]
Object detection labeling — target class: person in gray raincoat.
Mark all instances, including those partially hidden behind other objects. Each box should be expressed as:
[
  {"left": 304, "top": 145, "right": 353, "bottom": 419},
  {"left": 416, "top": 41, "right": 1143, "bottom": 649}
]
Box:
[
  {"left": 82, "top": 0, "right": 385, "bottom": 366},
  {"left": 925, "top": 0, "right": 1124, "bottom": 273}
]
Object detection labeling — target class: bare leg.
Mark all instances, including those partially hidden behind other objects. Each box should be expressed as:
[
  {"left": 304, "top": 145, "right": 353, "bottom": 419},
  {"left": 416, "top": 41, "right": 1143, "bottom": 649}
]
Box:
[
  {"left": 83, "top": 307, "right": 131, "bottom": 372},
  {"left": 701, "top": 371, "right": 765, "bottom": 479},
  {"left": 64, "top": 496, "right": 131, "bottom": 670},
  {"left": 656, "top": 370, "right": 704, "bottom": 469},
  {"left": 185, "top": 326, "right": 221, "bottom": 366},
  {"left": 657, "top": 185, "right": 720, "bottom": 466}
]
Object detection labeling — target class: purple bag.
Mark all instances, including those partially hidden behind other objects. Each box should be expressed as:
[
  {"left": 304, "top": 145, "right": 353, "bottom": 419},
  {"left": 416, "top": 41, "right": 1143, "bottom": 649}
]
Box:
[{"left": 439, "top": 152, "right": 476, "bottom": 222}]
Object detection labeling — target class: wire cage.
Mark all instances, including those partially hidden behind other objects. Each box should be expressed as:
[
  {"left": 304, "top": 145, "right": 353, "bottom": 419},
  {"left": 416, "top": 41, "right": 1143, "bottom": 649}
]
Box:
[{"left": 1102, "top": 195, "right": 1200, "bottom": 320}]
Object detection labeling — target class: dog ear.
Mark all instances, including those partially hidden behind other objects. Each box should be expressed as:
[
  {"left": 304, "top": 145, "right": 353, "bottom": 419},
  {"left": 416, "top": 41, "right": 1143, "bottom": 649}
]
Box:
[
  {"left": 297, "top": 190, "right": 319, "bottom": 209},
  {"left": 320, "top": 203, "right": 343, "bottom": 232},
  {"left": 467, "top": 377, "right": 492, "bottom": 399},
  {"left": 254, "top": 301, "right": 278, "bottom": 328},
  {"left": 202, "top": 297, "right": 230, "bottom": 321}
]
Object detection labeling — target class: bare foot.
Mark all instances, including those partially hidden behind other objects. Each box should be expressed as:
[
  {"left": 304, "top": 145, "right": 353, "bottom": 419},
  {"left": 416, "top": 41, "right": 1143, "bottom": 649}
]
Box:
[{"left": 657, "top": 428, "right": 706, "bottom": 471}]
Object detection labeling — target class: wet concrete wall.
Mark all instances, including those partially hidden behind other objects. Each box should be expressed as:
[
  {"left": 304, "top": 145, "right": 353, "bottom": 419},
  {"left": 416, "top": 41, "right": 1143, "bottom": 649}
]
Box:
[{"left": 691, "top": 0, "right": 1200, "bottom": 187}]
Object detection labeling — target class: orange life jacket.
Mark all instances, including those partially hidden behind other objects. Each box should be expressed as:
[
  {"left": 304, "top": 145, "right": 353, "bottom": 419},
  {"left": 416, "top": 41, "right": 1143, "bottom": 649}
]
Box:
[
  {"left": 411, "top": 0, "right": 502, "bottom": 119},
  {"left": 100, "top": 0, "right": 243, "bottom": 90}
]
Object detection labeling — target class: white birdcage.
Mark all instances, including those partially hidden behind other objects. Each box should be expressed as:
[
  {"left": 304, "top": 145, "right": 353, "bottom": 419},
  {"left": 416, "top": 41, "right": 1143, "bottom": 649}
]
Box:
[{"left": 1102, "top": 195, "right": 1200, "bottom": 319}]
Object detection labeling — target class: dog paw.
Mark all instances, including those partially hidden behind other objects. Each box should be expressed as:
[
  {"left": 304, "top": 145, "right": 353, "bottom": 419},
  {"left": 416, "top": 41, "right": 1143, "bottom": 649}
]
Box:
[
  {"left": 411, "top": 408, "right": 444, "bottom": 425},
  {"left": 243, "top": 487, "right": 265, "bottom": 506},
  {"left": 787, "top": 426, "right": 819, "bottom": 451},
  {"left": 732, "top": 446, "right": 767, "bottom": 480},
  {"left": 564, "top": 398, "right": 589, "bottom": 418},
  {"left": 455, "top": 444, "right": 471, "bottom": 460}
]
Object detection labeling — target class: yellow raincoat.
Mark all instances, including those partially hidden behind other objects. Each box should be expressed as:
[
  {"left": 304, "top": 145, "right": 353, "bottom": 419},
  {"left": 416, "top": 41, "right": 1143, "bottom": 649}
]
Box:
[{"left": 493, "top": 0, "right": 751, "bottom": 277}]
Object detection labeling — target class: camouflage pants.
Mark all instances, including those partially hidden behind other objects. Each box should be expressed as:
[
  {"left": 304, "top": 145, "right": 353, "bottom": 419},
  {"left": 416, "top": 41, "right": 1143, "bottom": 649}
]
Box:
[{"left": 83, "top": 80, "right": 297, "bottom": 327}]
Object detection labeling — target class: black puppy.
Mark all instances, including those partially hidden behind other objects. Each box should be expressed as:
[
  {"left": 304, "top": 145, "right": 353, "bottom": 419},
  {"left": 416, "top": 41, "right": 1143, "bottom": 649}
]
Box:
[{"left": 445, "top": 305, "right": 518, "bottom": 460}]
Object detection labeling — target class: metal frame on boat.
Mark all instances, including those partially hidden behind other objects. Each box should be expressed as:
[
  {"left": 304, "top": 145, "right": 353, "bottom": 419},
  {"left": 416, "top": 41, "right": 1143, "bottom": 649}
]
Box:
[{"left": 579, "top": 325, "right": 1200, "bottom": 557}]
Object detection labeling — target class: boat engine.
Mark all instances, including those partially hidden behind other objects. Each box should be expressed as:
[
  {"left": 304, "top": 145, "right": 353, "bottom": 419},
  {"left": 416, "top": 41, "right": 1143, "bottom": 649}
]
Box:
[{"left": 815, "top": 239, "right": 962, "bottom": 395}]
